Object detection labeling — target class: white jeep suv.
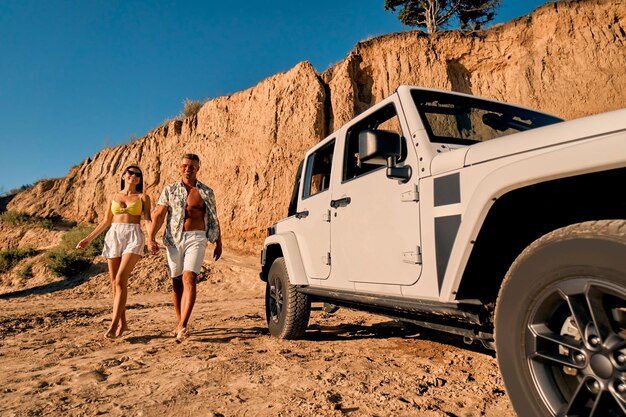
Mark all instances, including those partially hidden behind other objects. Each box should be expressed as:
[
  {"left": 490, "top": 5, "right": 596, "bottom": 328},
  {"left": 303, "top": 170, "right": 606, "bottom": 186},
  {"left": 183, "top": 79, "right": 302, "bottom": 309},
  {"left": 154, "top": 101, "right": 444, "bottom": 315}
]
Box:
[{"left": 259, "top": 86, "right": 626, "bottom": 417}]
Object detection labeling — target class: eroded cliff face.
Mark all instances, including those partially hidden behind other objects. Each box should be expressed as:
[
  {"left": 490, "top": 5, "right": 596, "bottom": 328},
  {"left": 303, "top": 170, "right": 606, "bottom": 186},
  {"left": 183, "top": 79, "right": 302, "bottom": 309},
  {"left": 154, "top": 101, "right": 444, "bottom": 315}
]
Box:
[
  {"left": 322, "top": 0, "right": 626, "bottom": 129},
  {"left": 7, "top": 0, "right": 626, "bottom": 253},
  {"left": 8, "top": 61, "right": 326, "bottom": 252}
]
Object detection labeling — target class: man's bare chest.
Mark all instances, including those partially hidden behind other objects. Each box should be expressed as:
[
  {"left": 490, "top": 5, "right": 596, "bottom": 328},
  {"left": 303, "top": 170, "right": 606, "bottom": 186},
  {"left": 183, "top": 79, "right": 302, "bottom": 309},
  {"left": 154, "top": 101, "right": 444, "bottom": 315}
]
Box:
[{"left": 186, "top": 189, "right": 205, "bottom": 213}]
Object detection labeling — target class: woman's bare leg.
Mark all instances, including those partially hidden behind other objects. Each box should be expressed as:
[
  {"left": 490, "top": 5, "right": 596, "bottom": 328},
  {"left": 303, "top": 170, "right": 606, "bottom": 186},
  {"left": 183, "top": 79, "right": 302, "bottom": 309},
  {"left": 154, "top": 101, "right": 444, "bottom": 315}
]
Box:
[
  {"left": 106, "top": 258, "right": 121, "bottom": 338},
  {"left": 106, "top": 253, "right": 141, "bottom": 338}
]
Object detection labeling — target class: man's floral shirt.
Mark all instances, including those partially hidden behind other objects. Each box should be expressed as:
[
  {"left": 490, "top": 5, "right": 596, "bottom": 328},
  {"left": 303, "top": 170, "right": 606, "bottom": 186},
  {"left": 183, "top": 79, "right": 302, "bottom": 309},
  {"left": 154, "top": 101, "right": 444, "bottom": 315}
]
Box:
[{"left": 157, "top": 180, "right": 220, "bottom": 247}]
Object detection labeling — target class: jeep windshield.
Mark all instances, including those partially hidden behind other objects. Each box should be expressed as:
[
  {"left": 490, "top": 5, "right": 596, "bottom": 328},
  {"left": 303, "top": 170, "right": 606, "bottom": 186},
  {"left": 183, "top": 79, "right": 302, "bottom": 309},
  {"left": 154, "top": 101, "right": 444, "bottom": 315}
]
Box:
[{"left": 411, "top": 90, "right": 564, "bottom": 145}]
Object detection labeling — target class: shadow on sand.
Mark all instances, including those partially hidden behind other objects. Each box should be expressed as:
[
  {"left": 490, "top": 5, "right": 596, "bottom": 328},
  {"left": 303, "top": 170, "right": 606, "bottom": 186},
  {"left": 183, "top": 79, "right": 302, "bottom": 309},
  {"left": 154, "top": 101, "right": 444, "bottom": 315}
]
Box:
[
  {"left": 140, "top": 318, "right": 495, "bottom": 355},
  {"left": 124, "top": 334, "right": 175, "bottom": 344},
  {"left": 192, "top": 326, "right": 267, "bottom": 344},
  {"left": 305, "top": 319, "right": 495, "bottom": 355},
  {"left": 121, "top": 326, "right": 267, "bottom": 345}
]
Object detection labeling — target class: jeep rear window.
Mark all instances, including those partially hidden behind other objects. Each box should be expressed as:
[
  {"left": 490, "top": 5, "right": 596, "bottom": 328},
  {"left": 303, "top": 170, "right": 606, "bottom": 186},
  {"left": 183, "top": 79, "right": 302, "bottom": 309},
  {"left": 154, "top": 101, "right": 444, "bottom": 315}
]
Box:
[
  {"left": 302, "top": 140, "right": 335, "bottom": 199},
  {"left": 411, "top": 90, "right": 563, "bottom": 145},
  {"left": 287, "top": 160, "right": 304, "bottom": 217}
]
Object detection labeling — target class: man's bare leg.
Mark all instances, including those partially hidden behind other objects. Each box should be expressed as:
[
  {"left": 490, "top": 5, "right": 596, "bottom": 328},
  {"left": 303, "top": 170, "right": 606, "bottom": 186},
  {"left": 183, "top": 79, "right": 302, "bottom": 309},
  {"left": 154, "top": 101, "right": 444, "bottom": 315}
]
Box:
[
  {"left": 172, "top": 276, "right": 183, "bottom": 335},
  {"left": 176, "top": 271, "right": 197, "bottom": 340}
]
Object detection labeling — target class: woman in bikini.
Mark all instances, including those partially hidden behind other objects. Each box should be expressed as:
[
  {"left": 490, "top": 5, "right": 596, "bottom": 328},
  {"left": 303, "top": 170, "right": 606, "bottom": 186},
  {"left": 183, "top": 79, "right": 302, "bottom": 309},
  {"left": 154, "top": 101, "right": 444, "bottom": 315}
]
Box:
[{"left": 77, "top": 165, "right": 152, "bottom": 339}]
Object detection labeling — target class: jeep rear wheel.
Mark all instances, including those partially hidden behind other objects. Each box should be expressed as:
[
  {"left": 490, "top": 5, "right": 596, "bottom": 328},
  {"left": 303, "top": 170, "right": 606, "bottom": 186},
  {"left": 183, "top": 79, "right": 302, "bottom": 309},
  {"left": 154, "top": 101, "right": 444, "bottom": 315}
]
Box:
[
  {"left": 265, "top": 257, "right": 310, "bottom": 339},
  {"left": 496, "top": 220, "right": 626, "bottom": 417}
]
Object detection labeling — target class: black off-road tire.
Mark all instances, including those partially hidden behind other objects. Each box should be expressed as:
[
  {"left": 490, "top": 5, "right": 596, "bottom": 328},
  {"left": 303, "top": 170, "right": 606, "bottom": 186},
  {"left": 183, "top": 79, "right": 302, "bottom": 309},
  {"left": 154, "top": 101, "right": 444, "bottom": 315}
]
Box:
[
  {"left": 495, "top": 220, "right": 626, "bottom": 417},
  {"left": 265, "top": 257, "right": 310, "bottom": 339}
]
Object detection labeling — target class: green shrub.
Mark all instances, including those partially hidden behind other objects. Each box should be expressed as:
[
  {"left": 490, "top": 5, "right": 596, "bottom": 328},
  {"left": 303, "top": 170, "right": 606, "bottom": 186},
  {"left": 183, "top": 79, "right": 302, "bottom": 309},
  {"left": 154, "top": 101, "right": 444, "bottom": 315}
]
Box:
[
  {"left": 45, "top": 224, "right": 107, "bottom": 277},
  {"left": 0, "top": 246, "right": 37, "bottom": 273},
  {"left": 37, "top": 218, "right": 54, "bottom": 230},
  {"left": 0, "top": 210, "right": 56, "bottom": 230},
  {"left": 46, "top": 249, "right": 91, "bottom": 277},
  {"left": 0, "top": 211, "right": 32, "bottom": 226},
  {"left": 60, "top": 224, "right": 105, "bottom": 256},
  {"left": 182, "top": 99, "right": 203, "bottom": 118},
  {"left": 18, "top": 263, "right": 34, "bottom": 279}
]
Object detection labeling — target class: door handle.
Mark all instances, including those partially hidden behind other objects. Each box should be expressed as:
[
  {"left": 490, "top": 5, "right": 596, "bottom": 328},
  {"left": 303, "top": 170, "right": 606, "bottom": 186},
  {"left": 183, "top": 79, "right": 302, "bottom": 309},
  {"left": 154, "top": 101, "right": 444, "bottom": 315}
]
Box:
[
  {"left": 330, "top": 197, "right": 351, "bottom": 208},
  {"left": 295, "top": 210, "right": 309, "bottom": 219}
]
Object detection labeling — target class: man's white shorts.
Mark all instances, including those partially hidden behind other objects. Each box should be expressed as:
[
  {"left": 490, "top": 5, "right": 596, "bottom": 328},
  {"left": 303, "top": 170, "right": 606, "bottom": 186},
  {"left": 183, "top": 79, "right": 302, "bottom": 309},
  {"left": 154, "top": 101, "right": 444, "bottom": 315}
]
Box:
[
  {"left": 102, "top": 223, "right": 145, "bottom": 258},
  {"left": 166, "top": 231, "right": 208, "bottom": 278}
]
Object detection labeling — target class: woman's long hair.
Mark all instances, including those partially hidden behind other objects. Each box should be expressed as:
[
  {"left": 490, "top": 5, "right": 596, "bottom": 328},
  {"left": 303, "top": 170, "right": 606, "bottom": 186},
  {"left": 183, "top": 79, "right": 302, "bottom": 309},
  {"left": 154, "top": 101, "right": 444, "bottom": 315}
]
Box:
[{"left": 120, "top": 165, "right": 143, "bottom": 193}]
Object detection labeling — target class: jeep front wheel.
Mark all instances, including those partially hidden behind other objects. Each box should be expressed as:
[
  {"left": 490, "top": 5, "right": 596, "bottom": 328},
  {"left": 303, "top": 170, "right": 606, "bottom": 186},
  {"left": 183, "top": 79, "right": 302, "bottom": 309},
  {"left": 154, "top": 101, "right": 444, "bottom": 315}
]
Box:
[
  {"left": 495, "top": 220, "right": 626, "bottom": 417},
  {"left": 265, "top": 257, "right": 310, "bottom": 339}
]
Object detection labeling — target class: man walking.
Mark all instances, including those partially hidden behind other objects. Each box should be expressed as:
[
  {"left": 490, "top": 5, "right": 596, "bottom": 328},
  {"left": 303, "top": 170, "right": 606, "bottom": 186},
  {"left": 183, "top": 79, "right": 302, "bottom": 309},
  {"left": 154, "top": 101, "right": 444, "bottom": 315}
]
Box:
[{"left": 148, "top": 153, "right": 222, "bottom": 342}]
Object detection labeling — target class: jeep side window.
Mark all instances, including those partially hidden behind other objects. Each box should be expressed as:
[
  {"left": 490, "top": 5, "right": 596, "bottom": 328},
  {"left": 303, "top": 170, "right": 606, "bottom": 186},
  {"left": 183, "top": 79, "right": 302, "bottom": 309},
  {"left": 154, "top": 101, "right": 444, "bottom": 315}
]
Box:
[
  {"left": 302, "top": 140, "right": 335, "bottom": 199},
  {"left": 343, "top": 103, "right": 407, "bottom": 181}
]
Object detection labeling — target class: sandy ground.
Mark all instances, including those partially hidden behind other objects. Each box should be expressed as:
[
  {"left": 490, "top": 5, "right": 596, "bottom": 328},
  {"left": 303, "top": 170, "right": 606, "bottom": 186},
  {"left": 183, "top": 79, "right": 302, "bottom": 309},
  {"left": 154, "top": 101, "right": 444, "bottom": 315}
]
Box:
[{"left": 0, "top": 249, "right": 515, "bottom": 417}]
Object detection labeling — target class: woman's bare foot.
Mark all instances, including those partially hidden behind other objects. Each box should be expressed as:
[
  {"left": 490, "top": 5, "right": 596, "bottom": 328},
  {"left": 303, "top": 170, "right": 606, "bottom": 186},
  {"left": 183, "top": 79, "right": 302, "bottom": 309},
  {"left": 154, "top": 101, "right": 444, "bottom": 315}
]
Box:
[
  {"left": 115, "top": 324, "right": 130, "bottom": 338},
  {"left": 104, "top": 328, "right": 117, "bottom": 339},
  {"left": 176, "top": 327, "right": 189, "bottom": 343}
]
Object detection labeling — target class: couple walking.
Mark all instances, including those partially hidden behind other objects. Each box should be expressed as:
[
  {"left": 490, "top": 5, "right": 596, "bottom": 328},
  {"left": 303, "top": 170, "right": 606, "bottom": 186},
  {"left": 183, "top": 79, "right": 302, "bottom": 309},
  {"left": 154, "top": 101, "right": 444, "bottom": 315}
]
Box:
[{"left": 77, "top": 153, "right": 222, "bottom": 342}]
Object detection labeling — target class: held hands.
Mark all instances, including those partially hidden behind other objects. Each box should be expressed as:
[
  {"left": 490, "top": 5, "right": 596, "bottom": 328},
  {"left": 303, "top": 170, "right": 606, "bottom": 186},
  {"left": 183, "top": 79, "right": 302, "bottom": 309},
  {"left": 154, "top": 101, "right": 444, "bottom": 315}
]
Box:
[{"left": 147, "top": 240, "right": 160, "bottom": 255}]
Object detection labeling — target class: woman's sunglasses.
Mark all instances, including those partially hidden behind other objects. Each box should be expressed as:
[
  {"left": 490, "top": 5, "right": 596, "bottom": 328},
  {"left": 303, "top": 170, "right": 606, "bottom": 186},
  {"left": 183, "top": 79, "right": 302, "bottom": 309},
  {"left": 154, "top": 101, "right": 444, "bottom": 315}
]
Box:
[{"left": 126, "top": 170, "right": 142, "bottom": 177}]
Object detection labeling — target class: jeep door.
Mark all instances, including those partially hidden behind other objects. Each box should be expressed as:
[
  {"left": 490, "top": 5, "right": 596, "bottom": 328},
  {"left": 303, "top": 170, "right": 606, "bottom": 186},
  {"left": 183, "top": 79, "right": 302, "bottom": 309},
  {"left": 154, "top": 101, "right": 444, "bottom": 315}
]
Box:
[
  {"left": 330, "top": 98, "right": 423, "bottom": 289},
  {"left": 291, "top": 139, "right": 335, "bottom": 280}
]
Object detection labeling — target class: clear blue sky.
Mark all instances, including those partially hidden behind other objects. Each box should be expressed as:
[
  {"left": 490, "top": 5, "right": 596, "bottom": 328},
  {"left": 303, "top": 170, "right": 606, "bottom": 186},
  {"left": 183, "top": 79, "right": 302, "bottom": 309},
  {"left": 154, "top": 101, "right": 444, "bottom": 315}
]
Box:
[{"left": 0, "top": 0, "right": 549, "bottom": 194}]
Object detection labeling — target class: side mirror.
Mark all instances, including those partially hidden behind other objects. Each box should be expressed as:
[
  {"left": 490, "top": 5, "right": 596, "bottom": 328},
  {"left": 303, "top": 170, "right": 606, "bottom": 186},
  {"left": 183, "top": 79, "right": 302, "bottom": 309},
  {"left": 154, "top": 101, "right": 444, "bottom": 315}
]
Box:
[
  {"left": 358, "top": 129, "right": 411, "bottom": 182},
  {"left": 358, "top": 129, "right": 400, "bottom": 165}
]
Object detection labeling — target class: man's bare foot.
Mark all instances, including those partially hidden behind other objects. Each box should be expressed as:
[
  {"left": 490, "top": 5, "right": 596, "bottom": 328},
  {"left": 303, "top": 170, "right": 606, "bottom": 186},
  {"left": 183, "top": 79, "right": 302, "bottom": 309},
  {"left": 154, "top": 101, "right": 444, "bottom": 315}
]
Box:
[{"left": 172, "top": 324, "right": 189, "bottom": 337}]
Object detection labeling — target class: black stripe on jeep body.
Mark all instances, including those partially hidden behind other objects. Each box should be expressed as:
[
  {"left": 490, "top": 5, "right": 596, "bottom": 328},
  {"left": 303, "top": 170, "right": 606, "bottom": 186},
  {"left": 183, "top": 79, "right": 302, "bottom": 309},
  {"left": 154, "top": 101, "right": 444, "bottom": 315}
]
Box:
[
  {"left": 434, "top": 173, "right": 461, "bottom": 206},
  {"left": 435, "top": 214, "right": 462, "bottom": 293}
]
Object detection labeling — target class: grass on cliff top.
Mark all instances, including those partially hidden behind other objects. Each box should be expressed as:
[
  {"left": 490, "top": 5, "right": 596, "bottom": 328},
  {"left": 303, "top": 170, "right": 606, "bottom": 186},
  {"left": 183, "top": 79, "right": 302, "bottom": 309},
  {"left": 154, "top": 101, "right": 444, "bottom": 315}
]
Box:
[
  {"left": 0, "top": 183, "right": 33, "bottom": 198},
  {"left": 181, "top": 98, "right": 203, "bottom": 118}
]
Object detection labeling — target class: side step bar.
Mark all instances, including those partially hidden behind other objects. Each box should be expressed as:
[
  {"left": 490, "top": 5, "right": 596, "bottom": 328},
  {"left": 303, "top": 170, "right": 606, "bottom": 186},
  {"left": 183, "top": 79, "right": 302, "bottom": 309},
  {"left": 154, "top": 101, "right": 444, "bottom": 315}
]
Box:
[{"left": 297, "top": 286, "right": 493, "bottom": 342}]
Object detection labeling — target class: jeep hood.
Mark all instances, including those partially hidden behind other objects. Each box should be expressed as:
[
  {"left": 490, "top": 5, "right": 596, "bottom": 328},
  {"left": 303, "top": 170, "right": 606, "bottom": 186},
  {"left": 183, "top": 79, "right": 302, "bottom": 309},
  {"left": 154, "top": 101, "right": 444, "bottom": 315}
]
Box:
[{"left": 430, "top": 109, "right": 626, "bottom": 175}]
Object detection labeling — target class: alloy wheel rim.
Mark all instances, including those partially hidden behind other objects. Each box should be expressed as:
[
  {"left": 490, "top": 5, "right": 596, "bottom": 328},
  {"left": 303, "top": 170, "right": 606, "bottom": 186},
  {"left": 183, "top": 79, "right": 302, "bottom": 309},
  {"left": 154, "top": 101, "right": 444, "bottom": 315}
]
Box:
[
  {"left": 269, "top": 277, "right": 284, "bottom": 323},
  {"left": 526, "top": 277, "right": 626, "bottom": 416}
]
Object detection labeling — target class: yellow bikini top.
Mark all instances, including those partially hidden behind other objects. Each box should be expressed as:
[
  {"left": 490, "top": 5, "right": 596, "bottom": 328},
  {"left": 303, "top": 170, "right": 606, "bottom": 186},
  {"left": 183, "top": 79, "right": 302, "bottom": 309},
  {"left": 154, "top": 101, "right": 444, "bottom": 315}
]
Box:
[{"left": 111, "top": 196, "right": 143, "bottom": 216}]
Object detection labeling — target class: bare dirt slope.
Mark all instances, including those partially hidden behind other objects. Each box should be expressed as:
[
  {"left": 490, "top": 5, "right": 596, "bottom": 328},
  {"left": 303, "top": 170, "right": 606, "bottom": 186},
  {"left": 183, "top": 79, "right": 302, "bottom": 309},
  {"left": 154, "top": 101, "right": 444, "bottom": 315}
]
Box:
[{"left": 0, "top": 250, "right": 514, "bottom": 417}]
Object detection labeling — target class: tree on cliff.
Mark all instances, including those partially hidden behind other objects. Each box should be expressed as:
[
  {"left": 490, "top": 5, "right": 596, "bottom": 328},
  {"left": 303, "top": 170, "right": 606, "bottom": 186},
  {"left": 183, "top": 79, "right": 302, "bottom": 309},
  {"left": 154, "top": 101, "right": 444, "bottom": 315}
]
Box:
[{"left": 384, "top": 0, "right": 502, "bottom": 33}]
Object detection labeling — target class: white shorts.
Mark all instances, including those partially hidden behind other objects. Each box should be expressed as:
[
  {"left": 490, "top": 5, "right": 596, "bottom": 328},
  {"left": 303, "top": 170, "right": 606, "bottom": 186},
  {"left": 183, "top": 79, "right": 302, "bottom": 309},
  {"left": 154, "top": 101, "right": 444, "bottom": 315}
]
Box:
[
  {"left": 102, "top": 223, "right": 145, "bottom": 258},
  {"left": 166, "top": 231, "right": 208, "bottom": 278}
]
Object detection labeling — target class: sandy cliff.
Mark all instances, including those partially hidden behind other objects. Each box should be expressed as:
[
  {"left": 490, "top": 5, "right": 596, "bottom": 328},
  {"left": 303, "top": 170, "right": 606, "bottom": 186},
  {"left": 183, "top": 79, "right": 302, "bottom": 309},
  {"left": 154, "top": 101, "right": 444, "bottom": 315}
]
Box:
[
  {"left": 7, "top": 0, "right": 626, "bottom": 253},
  {"left": 323, "top": 0, "right": 626, "bottom": 127}
]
